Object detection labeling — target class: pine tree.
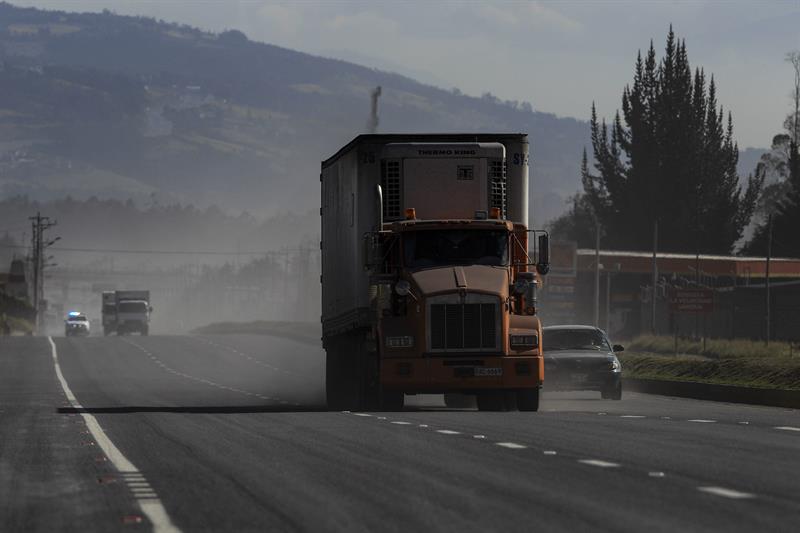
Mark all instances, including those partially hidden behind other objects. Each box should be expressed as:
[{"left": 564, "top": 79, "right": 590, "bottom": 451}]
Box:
[{"left": 582, "top": 27, "right": 763, "bottom": 254}]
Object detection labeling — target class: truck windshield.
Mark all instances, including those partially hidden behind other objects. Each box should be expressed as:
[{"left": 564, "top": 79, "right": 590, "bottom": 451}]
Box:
[
  {"left": 118, "top": 301, "right": 148, "bottom": 313},
  {"left": 404, "top": 230, "right": 508, "bottom": 268}
]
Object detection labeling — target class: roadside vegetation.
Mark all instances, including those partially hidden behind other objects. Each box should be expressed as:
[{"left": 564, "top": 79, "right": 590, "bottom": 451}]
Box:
[{"left": 620, "top": 335, "right": 800, "bottom": 390}]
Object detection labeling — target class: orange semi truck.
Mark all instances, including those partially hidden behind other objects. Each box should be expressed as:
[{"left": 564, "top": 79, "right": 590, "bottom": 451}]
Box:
[{"left": 321, "top": 134, "right": 549, "bottom": 411}]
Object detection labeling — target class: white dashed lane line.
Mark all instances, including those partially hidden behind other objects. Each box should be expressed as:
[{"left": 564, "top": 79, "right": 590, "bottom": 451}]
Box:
[
  {"left": 697, "top": 486, "right": 756, "bottom": 499},
  {"left": 496, "top": 442, "right": 527, "bottom": 450},
  {"left": 579, "top": 459, "right": 621, "bottom": 468},
  {"left": 775, "top": 426, "right": 800, "bottom": 432},
  {"left": 688, "top": 419, "right": 716, "bottom": 423},
  {"left": 341, "top": 411, "right": 761, "bottom": 501},
  {"left": 122, "top": 339, "right": 281, "bottom": 404}
]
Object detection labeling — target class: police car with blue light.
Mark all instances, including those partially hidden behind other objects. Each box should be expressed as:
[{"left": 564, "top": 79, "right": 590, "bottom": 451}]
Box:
[{"left": 64, "top": 311, "right": 91, "bottom": 337}]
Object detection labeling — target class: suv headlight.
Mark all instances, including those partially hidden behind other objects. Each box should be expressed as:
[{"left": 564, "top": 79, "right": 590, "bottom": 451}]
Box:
[{"left": 609, "top": 357, "right": 621, "bottom": 372}]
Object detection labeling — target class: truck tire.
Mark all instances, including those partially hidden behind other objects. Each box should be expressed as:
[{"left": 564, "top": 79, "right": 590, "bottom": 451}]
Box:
[
  {"left": 380, "top": 390, "right": 404, "bottom": 411},
  {"left": 517, "top": 387, "right": 540, "bottom": 412},
  {"left": 326, "top": 333, "right": 383, "bottom": 411},
  {"left": 477, "top": 391, "right": 514, "bottom": 411}
]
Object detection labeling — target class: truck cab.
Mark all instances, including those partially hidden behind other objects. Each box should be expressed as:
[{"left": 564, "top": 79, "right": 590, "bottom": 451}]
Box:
[
  {"left": 321, "top": 134, "right": 548, "bottom": 411},
  {"left": 116, "top": 299, "right": 151, "bottom": 336}
]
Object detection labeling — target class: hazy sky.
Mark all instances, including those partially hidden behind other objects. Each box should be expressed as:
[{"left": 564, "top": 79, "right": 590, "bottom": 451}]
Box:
[{"left": 12, "top": 0, "right": 800, "bottom": 148}]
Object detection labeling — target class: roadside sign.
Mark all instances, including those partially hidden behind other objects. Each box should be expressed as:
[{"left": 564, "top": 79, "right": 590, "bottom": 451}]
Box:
[{"left": 670, "top": 289, "right": 714, "bottom": 313}]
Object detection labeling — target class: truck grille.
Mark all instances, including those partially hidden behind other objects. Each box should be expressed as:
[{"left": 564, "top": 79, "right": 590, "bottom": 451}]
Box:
[
  {"left": 381, "top": 160, "right": 402, "bottom": 220},
  {"left": 488, "top": 159, "right": 506, "bottom": 219},
  {"left": 430, "top": 302, "right": 497, "bottom": 351}
]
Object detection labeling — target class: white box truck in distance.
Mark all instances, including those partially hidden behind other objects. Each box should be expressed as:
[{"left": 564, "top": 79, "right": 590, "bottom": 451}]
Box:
[
  {"left": 101, "top": 290, "right": 152, "bottom": 336},
  {"left": 320, "top": 134, "right": 549, "bottom": 411}
]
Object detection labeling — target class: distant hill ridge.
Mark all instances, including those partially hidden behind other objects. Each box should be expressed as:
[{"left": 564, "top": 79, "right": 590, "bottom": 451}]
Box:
[{"left": 0, "top": 2, "right": 761, "bottom": 226}]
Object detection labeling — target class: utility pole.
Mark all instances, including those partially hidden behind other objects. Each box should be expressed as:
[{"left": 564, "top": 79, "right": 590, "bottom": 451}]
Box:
[
  {"left": 651, "top": 219, "right": 658, "bottom": 335},
  {"left": 765, "top": 214, "right": 773, "bottom": 346},
  {"left": 29, "top": 212, "right": 58, "bottom": 334}
]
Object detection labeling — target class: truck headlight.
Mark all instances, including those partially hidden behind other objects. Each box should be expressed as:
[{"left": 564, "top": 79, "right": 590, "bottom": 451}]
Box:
[
  {"left": 510, "top": 334, "right": 538, "bottom": 348},
  {"left": 386, "top": 335, "right": 414, "bottom": 348}
]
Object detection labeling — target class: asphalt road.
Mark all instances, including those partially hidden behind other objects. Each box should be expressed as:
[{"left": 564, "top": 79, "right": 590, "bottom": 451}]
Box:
[{"left": 1, "top": 334, "right": 799, "bottom": 532}]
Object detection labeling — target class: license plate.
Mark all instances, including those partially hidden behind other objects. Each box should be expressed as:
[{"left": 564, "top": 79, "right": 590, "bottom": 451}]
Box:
[
  {"left": 570, "top": 373, "right": 588, "bottom": 382},
  {"left": 475, "top": 367, "right": 503, "bottom": 377}
]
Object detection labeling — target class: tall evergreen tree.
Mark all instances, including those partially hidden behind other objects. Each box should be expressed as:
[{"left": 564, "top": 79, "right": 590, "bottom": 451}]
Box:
[{"left": 582, "top": 28, "right": 763, "bottom": 254}]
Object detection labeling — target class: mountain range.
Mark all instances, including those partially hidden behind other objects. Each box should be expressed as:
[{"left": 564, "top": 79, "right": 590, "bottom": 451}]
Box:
[{"left": 0, "top": 2, "right": 764, "bottom": 228}]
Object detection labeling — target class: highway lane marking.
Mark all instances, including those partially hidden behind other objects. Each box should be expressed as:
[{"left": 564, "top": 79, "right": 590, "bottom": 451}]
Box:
[
  {"left": 418, "top": 424, "right": 429, "bottom": 428},
  {"left": 496, "top": 442, "right": 526, "bottom": 449},
  {"left": 473, "top": 435, "right": 486, "bottom": 439},
  {"left": 391, "top": 421, "right": 412, "bottom": 425},
  {"left": 620, "top": 415, "right": 645, "bottom": 418},
  {"left": 48, "top": 337, "right": 181, "bottom": 533},
  {"left": 352, "top": 413, "right": 372, "bottom": 417},
  {"left": 697, "top": 486, "right": 756, "bottom": 499},
  {"left": 775, "top": 426, "right": 800, "bottom": 432},
  {"left": 648, "top": 471, "right": 666, "bottom": 478},
  {"left": 436, "top": 429, "right": 461, "bottom": 435},
  {"left": 122, "top": 339, "right": 278, "bottom": 403},
  {"left": 688, "top": 419, "right": 716, "bottom": 423},
  {"left": 738, "top": 421, "right": 750, "bottom": 425},
  {"left": 543, "top": 450, "right": 557, "bottom": 455},
  {"left": 193, "top": 337, "right": 306, "bottom": 381},
  {"left": 579, "top": 459, "right": 621, "bottom": 468}
]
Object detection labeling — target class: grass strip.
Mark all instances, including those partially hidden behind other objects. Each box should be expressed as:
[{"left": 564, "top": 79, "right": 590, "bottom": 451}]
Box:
[
  {"left": 626, "top": 335, "right": 798, "bottom": 359},
  {"left": 619, "top": 353, "right": 800, "bottom": 391}
]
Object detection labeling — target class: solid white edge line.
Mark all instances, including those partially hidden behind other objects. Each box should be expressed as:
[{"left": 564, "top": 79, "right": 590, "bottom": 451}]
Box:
[
  {"left": 697, "top": 486, "right": 756, "bottom": 499},
  {"left": 48, "top": 337, "right": 181, "bottom": 533}
]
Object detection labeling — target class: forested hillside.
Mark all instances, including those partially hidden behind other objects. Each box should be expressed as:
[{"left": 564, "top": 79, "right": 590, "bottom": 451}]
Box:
[{"left": 0, "top": 2, "right": 592, "bottom": 225}]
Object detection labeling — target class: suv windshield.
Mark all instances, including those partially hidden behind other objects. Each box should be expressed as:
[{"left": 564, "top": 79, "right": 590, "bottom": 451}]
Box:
[
  {"left": 403, "top": 229, "right": 508, "bottom": 268},
  {"left": 118, "top": 301, "right": 148, "bottom": 314},
  {"left": 545, "top": 329, "right": 610, "bottom": 351}
]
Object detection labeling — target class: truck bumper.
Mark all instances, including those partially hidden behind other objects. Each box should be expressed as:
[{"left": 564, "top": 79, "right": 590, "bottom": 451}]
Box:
[{"left": 380, "top": 356, "right": 542, "bottom": 393}]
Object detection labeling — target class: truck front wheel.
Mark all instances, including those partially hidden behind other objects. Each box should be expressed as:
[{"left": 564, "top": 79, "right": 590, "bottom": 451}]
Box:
[{"left": 517, "top": 387, "right": 540, "bottom": 412}]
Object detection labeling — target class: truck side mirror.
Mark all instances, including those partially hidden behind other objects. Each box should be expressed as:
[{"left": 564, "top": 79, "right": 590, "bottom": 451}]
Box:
[{"left": 536, "top": 234, "right": 550, "bottom": 275}]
